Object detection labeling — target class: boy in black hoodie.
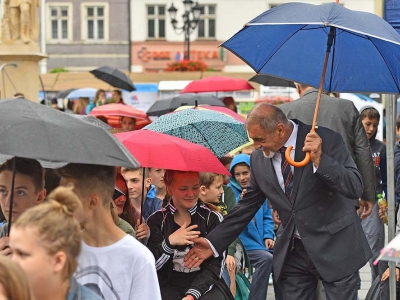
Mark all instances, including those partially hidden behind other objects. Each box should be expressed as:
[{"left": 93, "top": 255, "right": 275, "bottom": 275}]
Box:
[{"left": 359, "top": 106, "right": 387, "bottom": 281}]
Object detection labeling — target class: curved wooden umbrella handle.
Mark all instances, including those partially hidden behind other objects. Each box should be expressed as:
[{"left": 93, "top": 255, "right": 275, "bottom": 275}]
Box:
[
  {"left": 285, "top": 146, "right": 311, "bottom": 168},
  {"left": 285, "top": 26, "right": 335, "bottom": 168}
]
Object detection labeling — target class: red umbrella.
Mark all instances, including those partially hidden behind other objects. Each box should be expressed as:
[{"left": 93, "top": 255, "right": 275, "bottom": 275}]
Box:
[
  {"left": 114, "top": 130, "right": 230, "bottom": 175},
  {"left": 88, "top": 103, "right": 149, "bottom": 120},
  {"left": 180, "top": 76, "right": 254, "bottom": 93}
]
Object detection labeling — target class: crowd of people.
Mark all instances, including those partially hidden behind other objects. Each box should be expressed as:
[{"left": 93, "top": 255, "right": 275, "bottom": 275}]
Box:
[{"left": 0, "top": 84, "right": 398, "bottom": 300}]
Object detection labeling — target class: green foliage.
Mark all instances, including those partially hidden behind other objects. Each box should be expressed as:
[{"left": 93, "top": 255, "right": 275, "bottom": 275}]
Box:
[{"left": 49, "top": 67, "right": 69, "bottom": 74}]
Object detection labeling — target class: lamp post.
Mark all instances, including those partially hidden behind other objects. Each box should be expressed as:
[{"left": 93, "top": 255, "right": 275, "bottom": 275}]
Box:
[{"left": 168, "top": 0, "right": 202, "bottom": 60}]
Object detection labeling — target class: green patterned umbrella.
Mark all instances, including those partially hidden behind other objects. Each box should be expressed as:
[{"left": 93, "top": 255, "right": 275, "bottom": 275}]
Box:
[{"left": 144, "top": 109, "right": 249, "bottom": 158}]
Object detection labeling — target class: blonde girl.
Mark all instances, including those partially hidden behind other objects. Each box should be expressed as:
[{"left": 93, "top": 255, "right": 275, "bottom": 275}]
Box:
[{"left": 9, "top": 186, "right": 102, "bottom": 300}]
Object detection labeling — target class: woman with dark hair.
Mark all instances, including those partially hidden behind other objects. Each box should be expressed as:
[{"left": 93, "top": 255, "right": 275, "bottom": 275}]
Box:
[{"left": 147, "top": 170, "right": 232, "bottom": 300}]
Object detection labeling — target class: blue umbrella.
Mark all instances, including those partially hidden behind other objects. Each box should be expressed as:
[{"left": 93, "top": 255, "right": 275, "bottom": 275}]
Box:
[
  {"left": 222, "top": 2, "right": 400, "bottom": 94},
  {"left": 144, "top": 109, "right": 249, "bottom": 158},
  {"left": 66, "top": 87, "right": 97, "bottom": 99},
  {"left": 222, "top": 2, "right": 400, "bottom": 167}
]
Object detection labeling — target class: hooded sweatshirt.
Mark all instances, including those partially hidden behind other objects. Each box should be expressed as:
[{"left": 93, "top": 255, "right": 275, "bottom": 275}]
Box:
[
  {"left": 228, "top": 154, "right": 274, "bottom": 252},
  {"left": 359, "top": 106, "right": 387, "bottom": 199}
]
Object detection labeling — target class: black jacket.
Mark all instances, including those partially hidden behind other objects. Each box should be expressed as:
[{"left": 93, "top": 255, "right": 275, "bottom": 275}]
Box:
[{"left": 147, "top": 202, "right": 224, "bottom": 299}]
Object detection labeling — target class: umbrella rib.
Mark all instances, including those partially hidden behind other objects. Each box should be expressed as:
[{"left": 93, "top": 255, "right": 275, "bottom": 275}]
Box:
[{"left": 367, "top": 37, "right": 400, "bottom": 93}]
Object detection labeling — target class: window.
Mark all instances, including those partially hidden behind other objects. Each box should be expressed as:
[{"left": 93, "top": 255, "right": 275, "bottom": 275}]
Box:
[
  {"left": 147, "top": 5, "right": 166, "bottom": 39},
  {"left": 197, "top": 5, "right": 216, "bottom": 39},
  {"left": 81, "top": 3, "right": 109, "bottom": 41},
  {"left": 47, "top": 4, "right": 72, "bottom": 41}
]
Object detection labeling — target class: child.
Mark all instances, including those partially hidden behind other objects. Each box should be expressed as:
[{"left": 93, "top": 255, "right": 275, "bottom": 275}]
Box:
[
  {"left": 121, "top": 167, "right": 162, "bottom": 221},
  {"left": 58, "top": 163, "right": 161, "bottom": 299},
  {"left": 199, "top": 172, "right": 244, "bottom": 297},
  {"left": 148, "top": 168, "right": 167, "bottom": 201},
  {"left": 121, "top": 116, "right": 136, "bottom": 132},
  {"left": 359, "top": 106, "right": 387, "bottom": 281},
  {"left": 147, "top": 170, "right": 228, "bottom": 300},
  {"left": 0, "top": 157, "right": 46, "bottom": 255},
  {"left": 228, "top": 154, "right": 274, "bottom": 300}
]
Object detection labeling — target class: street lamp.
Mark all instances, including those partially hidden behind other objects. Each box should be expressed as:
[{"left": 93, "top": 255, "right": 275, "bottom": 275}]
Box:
[{"left": 168, "top": 1, "right": 202, "bottom": 60}]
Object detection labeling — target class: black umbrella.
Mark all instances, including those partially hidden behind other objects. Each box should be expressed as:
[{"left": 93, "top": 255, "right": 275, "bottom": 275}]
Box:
[
  {"left": 0, "top": 98, "right": 138, "bottom": 168},
  {"left": 56, "top": 88, "right": 76, "bottom": 99},
  {"left": 71, "top": 114, "right": 113, "bottom": 130},
  {"left": 147, "top": 94, "right": 225, "bottom": 117},
  {"left": 0, "top": 98, "right": 139, "bottom": 234},
  {"left": 249, "top": 74, "right": 295, "bottom": 88},
  {"left": 90, "top": 66, "right": 136, "bottom": 92}
]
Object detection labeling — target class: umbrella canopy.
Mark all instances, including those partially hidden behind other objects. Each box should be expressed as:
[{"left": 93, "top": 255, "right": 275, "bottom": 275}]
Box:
[
  {"left": 221, "top": 2, "right": 400, "bottom": 93},
  {"left": 144, "top": 109, "right": 249, "bottom": 158},
  {"left": 180, "top": 76, "right": 254, "bottom": 93},
  {"left": 56, "top": 88, "right": 76, "bottom": 99},
  {"left": 88, "top": 103, "right": 149, "bottom": 120},
  {"left": 90, "top": 66, "right": 136, "bottom": 92},
  {"left": 0, "top": 98, "right": 139, "bottom": 168},
  {"left": 115, "top": 130, "right": 229, "bottom": 175},
  {"left": 71, "top": 114, "right": 113, "bottom": 130},
  {"left": 66, "top": 87, "right": 97, "bottom": 99},
  {"left": 146, "top": 94, "right": 225, "bottom": 117},
  {"left": 249, "top": 74, "right": 295, "bottom": 88},
  {"left": 175, "top": 105, "right": 246, "bottom": 123}
]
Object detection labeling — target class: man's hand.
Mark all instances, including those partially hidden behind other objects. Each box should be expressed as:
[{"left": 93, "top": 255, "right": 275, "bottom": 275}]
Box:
[
  {"left": 184, "top": 237, "right": 213, "bottom": 268},
  {"left": 272, "top": 209, "right": 281, "bottom": 225},
  {"left": 358, "top": 199, "right": 373, "bottom": 220},
  {"left": 0, "top": 237, "right": 11, "bottom": 257},
  {"left": 264, "top": 238, "right": 275, "bottom": 249},
  {"left": 303, "top": 131, "right": 322, "bottom": 167},
  {"left": 381, "top": 268, "right": 400, "bottom": 281}
]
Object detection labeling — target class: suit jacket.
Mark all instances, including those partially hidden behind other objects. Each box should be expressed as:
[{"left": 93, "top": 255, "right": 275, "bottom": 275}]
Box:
[
  {"left": 206, "top": 121, "right": 372, "bottom": 282},
  {"left": 279, "top": 88, "right": 376, "bottom": 202}
]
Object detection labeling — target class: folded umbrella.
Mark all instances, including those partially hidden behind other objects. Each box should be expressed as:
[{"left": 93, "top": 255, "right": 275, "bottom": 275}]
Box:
[
  {"left": 115, "top": 130, "right": 229, "bottom": 175},
  {"left": 146, "top": 94, "right": 225, "bottom": 117},
  {"left": 90, "top": 66, "right": 136, "bottom": 92},
  {"left": 144, "top": 109, "right": 249, "bottom": 158}
]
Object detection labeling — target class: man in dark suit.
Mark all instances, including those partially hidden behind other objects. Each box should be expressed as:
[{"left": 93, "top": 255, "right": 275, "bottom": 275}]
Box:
[
  {"left": 185, "top": 103, "right": 372, "bottom": 299},
  {"left": 279, "top": 83, "right": 375, "bottom": 215}
]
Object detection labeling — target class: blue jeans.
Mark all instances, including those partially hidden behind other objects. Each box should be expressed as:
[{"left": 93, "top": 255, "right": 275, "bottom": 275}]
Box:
[{"left": 247, "top": 249, "right": 273, "bottom": 300}]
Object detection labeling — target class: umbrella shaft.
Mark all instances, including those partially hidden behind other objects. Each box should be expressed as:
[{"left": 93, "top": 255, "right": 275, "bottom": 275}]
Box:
[{"left": 312, "top": 27, "right": 335, "bottom": 131}]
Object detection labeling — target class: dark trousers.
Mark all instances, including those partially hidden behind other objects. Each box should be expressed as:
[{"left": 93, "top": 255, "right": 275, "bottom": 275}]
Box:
[
  {"left": 161, "top": 283, "right": 226, "bottom": 300},
  {"left": 277, "top": 238, "right": 359, "bottom": 300}
]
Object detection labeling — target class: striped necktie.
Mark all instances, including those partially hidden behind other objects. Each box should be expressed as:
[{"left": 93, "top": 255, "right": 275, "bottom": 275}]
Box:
[{"left": 279, "top": 147, "right": 293, "bottom": 202}]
